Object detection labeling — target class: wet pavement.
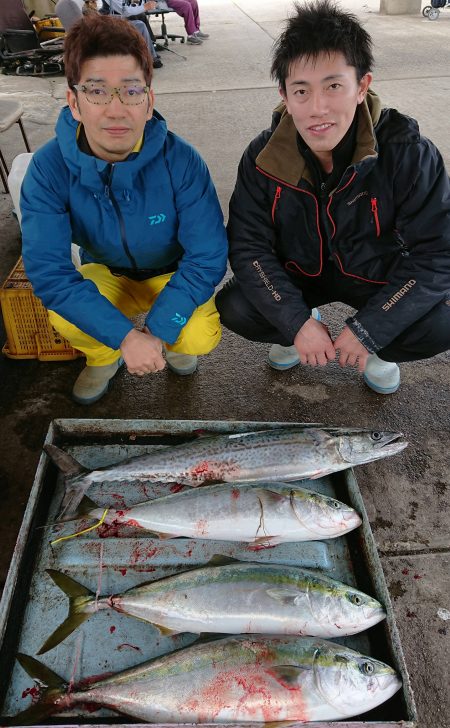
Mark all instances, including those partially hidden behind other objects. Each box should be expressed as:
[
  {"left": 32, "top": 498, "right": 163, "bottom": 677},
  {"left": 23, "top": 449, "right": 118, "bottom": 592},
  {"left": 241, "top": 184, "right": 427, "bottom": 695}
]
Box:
[{"left": 0, "top": 1, "right": 449, "bottom": 726}]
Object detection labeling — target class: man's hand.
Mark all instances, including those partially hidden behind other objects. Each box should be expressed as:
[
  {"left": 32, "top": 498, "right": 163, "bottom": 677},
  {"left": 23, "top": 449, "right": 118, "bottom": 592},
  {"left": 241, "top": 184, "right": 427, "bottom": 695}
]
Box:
[
  {"left": 293, "top": 318, "right": 336, "bottom": 366},
  {"left": 144, "top": 1, "right": 157, "bottom": 10},
  {"left": 120, "top": 327, "right": 165, "bottom": 376},
  {"left": 333, "top": 326, "right": 369, "bottom": 372}
]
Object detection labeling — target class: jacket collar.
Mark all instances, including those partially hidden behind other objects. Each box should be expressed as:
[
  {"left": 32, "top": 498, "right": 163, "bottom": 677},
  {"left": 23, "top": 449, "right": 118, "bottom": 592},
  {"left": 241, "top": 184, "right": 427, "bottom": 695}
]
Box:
[
  {"left": 255, "top": 88, "right": 382, "bottom": 187},
  {"left": 55, "top": 105, "right": 168, "bottom": 192}
]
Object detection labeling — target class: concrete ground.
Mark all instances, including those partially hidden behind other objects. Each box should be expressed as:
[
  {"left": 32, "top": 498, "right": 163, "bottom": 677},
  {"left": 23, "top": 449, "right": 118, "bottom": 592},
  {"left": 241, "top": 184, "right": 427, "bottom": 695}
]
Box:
[{"left": 0, "top": 0, "right": 449, "bottom": 725}]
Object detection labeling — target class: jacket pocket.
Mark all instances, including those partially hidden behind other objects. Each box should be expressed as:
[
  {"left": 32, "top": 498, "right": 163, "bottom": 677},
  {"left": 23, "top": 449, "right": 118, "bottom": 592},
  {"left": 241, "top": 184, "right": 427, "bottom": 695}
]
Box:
[
  {"left": 371, "top": 197, "right": 380, "bottom": 237},
  {"left": 272, "top": 186, "right": 282, "bottom": 223}
]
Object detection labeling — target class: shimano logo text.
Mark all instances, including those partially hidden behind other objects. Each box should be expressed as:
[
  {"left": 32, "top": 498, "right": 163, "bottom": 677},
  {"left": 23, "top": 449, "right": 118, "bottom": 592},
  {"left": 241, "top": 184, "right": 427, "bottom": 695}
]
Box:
[
  {"left": 347, "top": 191, "right": 368, "bottom": 206},
  {"left": 382, "top": 280, "right": 416, "bottom": 311},
  {"left": 253, "top": 260, "right": 281, "bottom": 301}
]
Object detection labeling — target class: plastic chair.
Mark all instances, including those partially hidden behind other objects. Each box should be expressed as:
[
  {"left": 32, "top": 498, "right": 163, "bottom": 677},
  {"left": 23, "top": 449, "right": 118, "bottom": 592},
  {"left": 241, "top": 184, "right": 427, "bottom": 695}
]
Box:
[{"left": 0, "top": 100, "right": 31, "bottom": 193}]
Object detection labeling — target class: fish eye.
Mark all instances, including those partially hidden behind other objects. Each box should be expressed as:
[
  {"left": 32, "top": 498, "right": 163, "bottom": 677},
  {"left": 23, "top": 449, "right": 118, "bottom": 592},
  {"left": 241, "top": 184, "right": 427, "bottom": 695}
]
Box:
[
  {"left": 371, "top": 431, "right": 383, "bottom": 441},
  {"left": 331, "top": 499, "right": 340, "bottom": 509},
  {"left": 361, "top": 661, "right": 375, "bottom": 675},
  {"left": 350, "top": 593, "right": 363, "bottom": 606}
]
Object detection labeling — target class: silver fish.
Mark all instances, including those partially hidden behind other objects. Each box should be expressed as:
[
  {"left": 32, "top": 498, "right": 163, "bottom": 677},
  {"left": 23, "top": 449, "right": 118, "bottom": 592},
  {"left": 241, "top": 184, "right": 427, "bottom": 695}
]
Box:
[
  {"left": 72, "top": 480, "right": 361, "bottom": 543},
  {"left": 38, "top": 562, "right": 386, "bottom": 654},
  {"left": 13, "top": 636, "right": 401, "bottom": 723},
  {"left": 45, "top": 426, "right": 407, "bottom": 518}
]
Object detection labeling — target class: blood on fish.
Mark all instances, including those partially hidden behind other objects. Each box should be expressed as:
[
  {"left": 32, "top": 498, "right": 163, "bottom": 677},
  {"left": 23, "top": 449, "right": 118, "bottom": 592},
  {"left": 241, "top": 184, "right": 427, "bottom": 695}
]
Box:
[
  {"left": 190, "top": 461, "right": 212, "bottom": 476},
  {"left": 402, "top": 568, "right": 409, "bottom": 575},
  {"left": 170, "top": 483, "right": 185, "bottom": 493},
  {"left": 21, "top": 686, "right": 40, "bottom": 702},
  {"left": 184, "top": 666, "right": 308, "bottom": 722},
  {"left": 130, "top": 544, "right": 159, "bottom": 564},
  {"left": 98, "top": 522, "right": 123, "bottom": 538},
  {"left": 109, "top": 625, "right": 116, "bottom": 633},
  {"left": 247, "top": 542, "right": 276, "bottom": 552},
  {"left": 195, "top": 518, "right": 209, "bottom": 536},
  {"left": 413, "top": 574, "right": 423, "bottom": 580},
  {"left": 125, "top": 518, "right": 145, "bottom": 529},
  {"left": 117, "top": 643, "right": 141, "bottom": 652},
  {"left": 119, "top": 568, "right": 127, "bottom": 576},
  {"left": 231, "top": 488, "right": 240, "bottom": 500}
]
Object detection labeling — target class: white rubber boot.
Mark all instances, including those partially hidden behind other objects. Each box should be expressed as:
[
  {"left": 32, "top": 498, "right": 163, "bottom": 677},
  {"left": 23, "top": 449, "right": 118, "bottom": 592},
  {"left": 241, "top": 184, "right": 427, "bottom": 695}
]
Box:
[
  {"left": 165, "top": 350, "right": 198, "bottom": 375},
  {"left": 72, "top": 358, "right": 123, "bottom": 405},
  {"left": 268, "top": 308, "right": 320, "bottom": 371},
  {"left": 363, "top": 354, "right": 400, "bottom": 394}
]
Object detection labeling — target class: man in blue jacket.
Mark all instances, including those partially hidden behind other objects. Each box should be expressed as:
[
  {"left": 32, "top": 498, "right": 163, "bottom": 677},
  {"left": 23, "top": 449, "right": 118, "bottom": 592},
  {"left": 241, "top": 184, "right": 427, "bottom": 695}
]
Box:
[
  {"left": 21, "top": 14, "right": 228, "bottom": 404},
  {"left": 216, "top": 0, "right": 450, "bottom": 394}
]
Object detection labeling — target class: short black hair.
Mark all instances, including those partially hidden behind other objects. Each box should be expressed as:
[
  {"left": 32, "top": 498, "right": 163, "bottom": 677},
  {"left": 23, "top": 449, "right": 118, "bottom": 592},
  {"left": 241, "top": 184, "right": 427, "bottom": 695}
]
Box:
[{"left": 271, "top": 0, "right": 374, "bottom": 92}]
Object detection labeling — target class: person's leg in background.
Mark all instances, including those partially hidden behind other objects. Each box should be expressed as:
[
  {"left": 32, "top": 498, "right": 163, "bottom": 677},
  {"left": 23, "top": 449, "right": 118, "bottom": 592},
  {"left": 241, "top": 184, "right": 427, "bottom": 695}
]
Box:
[
  {"left": 166, "top": 0, "right": 209, "bottom": 44},
  {"left": 130, "top": 19, "right": 163, "bottom": 67}
]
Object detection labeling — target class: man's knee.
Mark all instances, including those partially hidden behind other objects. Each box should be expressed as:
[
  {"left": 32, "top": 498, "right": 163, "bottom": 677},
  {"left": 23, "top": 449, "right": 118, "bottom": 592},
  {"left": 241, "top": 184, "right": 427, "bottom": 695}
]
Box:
[{"left": 171, "top": 301, "right": 221, "bottom": 355}]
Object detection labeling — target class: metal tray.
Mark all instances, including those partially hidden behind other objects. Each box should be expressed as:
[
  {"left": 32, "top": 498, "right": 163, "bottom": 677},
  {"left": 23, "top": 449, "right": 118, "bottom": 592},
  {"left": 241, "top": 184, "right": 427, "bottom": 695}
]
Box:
[{"left": 0, "top": 418, "right": 417, "bottom": 727}]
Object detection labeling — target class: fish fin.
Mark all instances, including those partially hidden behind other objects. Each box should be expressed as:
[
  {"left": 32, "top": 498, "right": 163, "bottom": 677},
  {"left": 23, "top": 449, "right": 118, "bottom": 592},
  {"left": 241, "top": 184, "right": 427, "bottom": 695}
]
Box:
[
  {"left": 151, "top": 623, "right": 180, "bottom": 636},
  {"left": 44, "top": 444, "right": 87, "bottom": 478},
  {"left": 57, "top": 480, "right": 93, "bottom": 521},
  {"left": 37, "top": 571, "right": 95, "bottom": 654},
  {"left": 46, "top": 569, "right": 94, "bottom": 597},
  {"left": 254, "top": 488, "right": 287, "bottom": 504},
  {"left": 266, "top": 588, "right": 308, "bottom": 606},
  {"left": 154, "top": 532, "right": 179, "bottom": 540},
  {"left": 206, "top": 554, "right": 242, "bottom": 567},
  {"left": 269, "top": 665, "right": 311, "bottom": 684},
  {"left": 247, "top": 536, "right": 279, "bottom": 551},
  {"left": 7, "top": 654, "right": 67, "bottom": 725}
]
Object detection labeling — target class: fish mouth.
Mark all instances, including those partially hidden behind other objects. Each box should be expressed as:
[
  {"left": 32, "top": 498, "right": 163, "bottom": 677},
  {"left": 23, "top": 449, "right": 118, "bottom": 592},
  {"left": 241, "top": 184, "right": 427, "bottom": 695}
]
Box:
[{"left": 372, "top": 432, "right": 405, "bottom": 450}]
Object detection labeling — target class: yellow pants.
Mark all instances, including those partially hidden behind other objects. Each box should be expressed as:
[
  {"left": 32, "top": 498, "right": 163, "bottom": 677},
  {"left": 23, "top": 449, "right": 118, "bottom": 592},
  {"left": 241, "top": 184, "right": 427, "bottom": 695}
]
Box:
[{"left": 48, "top": 263, "right": 222, "bottom": 366}]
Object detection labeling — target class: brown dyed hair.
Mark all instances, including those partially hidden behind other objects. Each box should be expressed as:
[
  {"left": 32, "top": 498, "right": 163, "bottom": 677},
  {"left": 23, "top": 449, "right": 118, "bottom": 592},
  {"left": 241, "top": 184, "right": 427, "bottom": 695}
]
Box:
[{"left": 64, "top": 14, "right": 153, "bottom": 89}]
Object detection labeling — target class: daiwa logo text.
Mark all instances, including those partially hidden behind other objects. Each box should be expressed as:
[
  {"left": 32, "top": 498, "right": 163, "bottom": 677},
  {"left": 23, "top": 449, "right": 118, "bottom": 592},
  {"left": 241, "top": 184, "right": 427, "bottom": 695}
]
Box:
[
  {"left": 253, "top": 260, "right": 281, "bottom": 301},
  {"left": 382, "top": 280, "right": 416, "bottom": 311},
  {"left": 172, "top": 313, "right": 187, "bottom": 326},
  {"left": 148, "top": 213, "right": 166, "bottom": 225}
]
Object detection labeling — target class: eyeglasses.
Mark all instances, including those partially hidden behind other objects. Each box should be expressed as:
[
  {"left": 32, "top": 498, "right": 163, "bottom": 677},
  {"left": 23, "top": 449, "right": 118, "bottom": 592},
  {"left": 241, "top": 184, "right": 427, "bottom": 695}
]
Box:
[{"left": 73, "top": 83, "right": 150, "bottom": 106}]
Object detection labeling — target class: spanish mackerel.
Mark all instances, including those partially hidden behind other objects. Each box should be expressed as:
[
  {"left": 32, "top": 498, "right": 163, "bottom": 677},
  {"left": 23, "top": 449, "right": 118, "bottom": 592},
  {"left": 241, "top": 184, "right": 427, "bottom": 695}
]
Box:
[
  {"left": 38, "top": 562, "right": 386, "bottom": 654},
  {"left": 68, "top": 481, "right": 361, "bottom": 543},
  {"left": 13, "top": 636, "right": 401, "bottom": 724},
  {"left": 45, "top": 426, "right": 407, "bottom": 518}
]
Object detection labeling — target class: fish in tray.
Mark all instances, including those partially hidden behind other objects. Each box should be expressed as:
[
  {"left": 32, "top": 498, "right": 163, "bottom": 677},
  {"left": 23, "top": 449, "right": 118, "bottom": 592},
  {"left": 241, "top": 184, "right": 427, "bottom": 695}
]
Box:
[
  {"left": 64, "top": 480, "right": 362, "bottom": 544},
  {"left": 12, "top": 635, "right": 401, "bottom": 724},
  {"left": 45, "top": 426, "right": 408, "bottom": 518},
  {"left": 38, "top": 561, "right": 386, "bottom": 653}
]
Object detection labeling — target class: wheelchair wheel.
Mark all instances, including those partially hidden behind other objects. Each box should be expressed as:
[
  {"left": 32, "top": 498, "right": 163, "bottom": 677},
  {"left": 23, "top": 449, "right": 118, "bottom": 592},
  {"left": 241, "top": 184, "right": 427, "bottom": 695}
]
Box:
[
  {"left": 422, "top": 5, "right": 431, "bottom": 15},
  {"left": 428, "top": 7, "right": 440, "bottom": 18}
]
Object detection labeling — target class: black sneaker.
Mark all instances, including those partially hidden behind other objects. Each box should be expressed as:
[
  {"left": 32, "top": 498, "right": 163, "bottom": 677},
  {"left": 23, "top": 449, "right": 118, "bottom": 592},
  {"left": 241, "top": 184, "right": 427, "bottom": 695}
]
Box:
[{"left": 153, "top": 57, "right": 163, "bottom": 68}]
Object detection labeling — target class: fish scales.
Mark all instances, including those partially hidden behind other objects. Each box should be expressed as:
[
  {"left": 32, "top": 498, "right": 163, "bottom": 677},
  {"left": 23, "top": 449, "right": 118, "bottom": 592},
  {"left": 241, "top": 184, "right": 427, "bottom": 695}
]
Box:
[
  {"left": 84, "top": 481, "right": 362, "bottom": 542},
  {"left": 14, "top": 636, "right": 402, "bottom": 724},
  {"left": 39, "top": 563, "right": 385, "bottom": 653},
  {"left": 44, "top": 427, "right": 407, "bottom": 518}
]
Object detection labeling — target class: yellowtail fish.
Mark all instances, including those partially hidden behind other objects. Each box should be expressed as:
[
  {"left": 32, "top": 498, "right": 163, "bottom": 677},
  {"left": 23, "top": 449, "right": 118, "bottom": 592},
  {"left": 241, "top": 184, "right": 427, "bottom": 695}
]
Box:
[
  {"left": 57, "top": 481, "right": 362, "bottom": 544},
  {"left": 12, "top": 636, "right": 401, "bottom": 724},
  {"left": 38, "top": 562, "right": 386, "bottom": 653}
]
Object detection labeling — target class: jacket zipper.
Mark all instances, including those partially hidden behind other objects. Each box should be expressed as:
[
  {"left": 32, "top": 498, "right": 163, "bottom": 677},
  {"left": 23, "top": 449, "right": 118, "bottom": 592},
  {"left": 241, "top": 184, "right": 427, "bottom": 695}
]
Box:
[
  {"left": 256, "top": 166, "right": 323, "bottom": 277},
  {"left": 106, "top": 164, "right": 138, "bottom": 272},
  {"left": 371, "top": 197, "right": 380, "bottom": 237},
  {"left": 272, "top": 186, "right": 281, "bottom": 223}
]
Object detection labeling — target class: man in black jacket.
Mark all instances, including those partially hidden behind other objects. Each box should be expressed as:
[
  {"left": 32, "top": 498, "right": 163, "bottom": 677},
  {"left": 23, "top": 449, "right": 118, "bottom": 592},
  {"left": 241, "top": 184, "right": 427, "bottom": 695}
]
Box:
[{"left": 216, "top": 0, "right": 450, "bottom": 394}]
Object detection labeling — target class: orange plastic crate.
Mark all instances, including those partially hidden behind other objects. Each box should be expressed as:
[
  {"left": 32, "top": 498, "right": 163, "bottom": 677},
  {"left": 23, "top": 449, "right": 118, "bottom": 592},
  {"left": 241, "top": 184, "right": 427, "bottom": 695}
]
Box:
[{"left": 1, "top": 258, "right": 81, "bottom": 361}]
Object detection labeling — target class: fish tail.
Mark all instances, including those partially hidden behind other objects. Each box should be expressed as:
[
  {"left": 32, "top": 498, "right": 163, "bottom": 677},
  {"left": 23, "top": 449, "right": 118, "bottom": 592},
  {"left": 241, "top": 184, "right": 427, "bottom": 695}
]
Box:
[
  {"left": 44, "top": 444, "right": 87, "bottom": 478},
  {"left": 37, "top": 570, "right": 95, "bottom": 654},
  {"left": 7, "top": 654, "right": 68, "bottom": 725}
]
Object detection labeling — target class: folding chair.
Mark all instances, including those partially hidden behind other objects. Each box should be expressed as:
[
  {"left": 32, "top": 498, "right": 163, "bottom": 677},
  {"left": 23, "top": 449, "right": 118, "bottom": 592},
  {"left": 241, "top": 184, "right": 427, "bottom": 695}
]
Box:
[{"left": 0, "top": 0, "right": 64, "bottom": 76}]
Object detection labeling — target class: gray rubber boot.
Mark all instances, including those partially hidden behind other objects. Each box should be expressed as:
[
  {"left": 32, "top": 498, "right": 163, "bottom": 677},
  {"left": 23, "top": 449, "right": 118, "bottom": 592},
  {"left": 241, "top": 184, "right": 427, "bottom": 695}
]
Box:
[
  {"left": 268, "top": 308, "right": 321, "bottom": 370},
  {"left": 72, "top": 358, "right": 123, "bottom": 405},
  {"left": 165, "top": 350, "right": 198, "bottom": 375},
  {"left": 363, "top": 354, "right": 400, "bottom": 394}
]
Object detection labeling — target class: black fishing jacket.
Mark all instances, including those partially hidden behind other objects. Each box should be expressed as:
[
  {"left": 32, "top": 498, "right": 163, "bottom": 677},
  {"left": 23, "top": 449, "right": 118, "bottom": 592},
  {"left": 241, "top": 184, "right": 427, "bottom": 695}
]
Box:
[{"left": 227, "top": 90, "right": 450, "bottom": 352}]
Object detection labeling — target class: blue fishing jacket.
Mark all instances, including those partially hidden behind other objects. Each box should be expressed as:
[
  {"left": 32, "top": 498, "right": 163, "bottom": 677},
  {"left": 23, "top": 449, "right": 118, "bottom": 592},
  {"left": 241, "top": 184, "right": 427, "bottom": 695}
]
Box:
[{"left": 20, "top": 106, "right": 228, "bottom": 349}]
